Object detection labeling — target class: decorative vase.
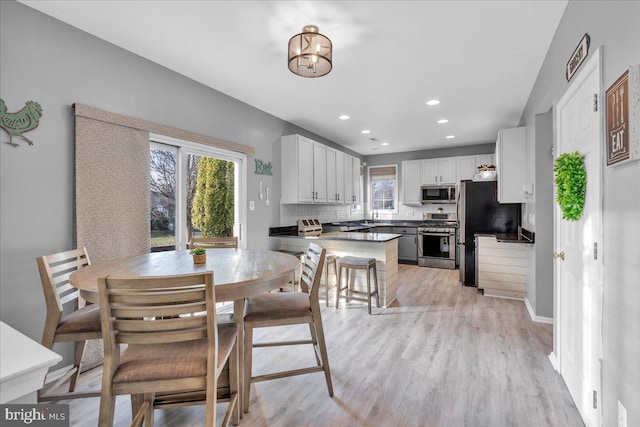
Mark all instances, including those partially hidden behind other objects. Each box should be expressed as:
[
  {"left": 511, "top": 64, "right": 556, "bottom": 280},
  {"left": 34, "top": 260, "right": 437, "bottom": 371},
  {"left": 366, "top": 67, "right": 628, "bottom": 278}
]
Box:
[{"left": 193, "top": 254, "right": 206, "bottom": 264}]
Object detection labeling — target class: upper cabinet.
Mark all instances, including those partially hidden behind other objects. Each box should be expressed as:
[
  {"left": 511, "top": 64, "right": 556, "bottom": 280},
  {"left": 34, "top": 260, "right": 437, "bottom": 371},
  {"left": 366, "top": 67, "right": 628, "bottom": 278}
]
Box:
[
  {"left": 402, "top": 160, "right": 421, "bottom": 205},
  {"left": 351, "top": 156, "right": 362, "bottom": 204},
  {"left": 420, "top": 158, "right": 457, "bottom": 185},
  {"left": 458, "top": 154, "right": 496, "bottom": 182},
  {"left": 281, "top": 134, "right": 361, "bottom": 205},
  {"left": 495, "top": 127, "right": 526, "bottom": 203}
]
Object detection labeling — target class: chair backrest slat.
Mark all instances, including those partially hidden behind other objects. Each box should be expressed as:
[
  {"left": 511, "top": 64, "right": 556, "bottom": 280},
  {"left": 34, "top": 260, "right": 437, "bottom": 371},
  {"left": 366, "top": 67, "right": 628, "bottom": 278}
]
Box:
[
  {"left": 114, "top": 315, "right": 207, "bottom": 333},
  {"left": 190, "top": 236, "right": 238, "bottom": 249},
  {"left": 117, "top": 328, "right": 208, "bottom": 345},
  {"left": 299, "top": 243, "right": 325, "bottom": 297},
  {"left": 111, "top": 301, "right": 208, "bottom": 319},
  {"left": 109, "top": 288, "right": 206, "bottom": 304},
  {"left": 37, "top": 247, "right": 91, "bottom": 314}
]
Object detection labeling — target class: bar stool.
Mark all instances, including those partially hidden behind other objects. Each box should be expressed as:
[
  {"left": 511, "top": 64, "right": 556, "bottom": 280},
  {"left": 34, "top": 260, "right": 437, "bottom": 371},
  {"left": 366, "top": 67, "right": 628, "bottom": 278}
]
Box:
[
  {"left": 321, "top": 254, "right": 339, "bottom": 307},
  {"left": 336, "top": 256, "right": 380, "bottom": 314},
  {"left": 276, "top": 250, "right": 305, "bottom": 292}
]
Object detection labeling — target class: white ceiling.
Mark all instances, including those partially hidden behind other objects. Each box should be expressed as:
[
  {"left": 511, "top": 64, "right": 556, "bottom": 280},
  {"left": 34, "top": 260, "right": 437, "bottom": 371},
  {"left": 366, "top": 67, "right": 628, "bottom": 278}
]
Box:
[{"left": 20, "top": 0, "right": 567, "bottom": 156}]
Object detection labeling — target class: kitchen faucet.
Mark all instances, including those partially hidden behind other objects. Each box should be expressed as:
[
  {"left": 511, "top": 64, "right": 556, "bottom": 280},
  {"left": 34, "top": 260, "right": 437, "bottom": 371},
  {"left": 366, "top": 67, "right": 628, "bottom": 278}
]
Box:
[{"left": 371, "top": 209, "right": 378, "bottom": 223}]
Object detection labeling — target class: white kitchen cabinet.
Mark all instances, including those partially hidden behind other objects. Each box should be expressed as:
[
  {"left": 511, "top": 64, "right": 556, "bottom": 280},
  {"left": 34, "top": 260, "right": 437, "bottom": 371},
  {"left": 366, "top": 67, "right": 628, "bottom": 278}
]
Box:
[
  {"left": 281, "top": 134, "right": 328, "bottom": 204},
  {"left": 421, "top": 158, "right": 457, "bottom": 185},
  {"left": 313, "top": 142, "right": 327, "bottom": 203},
  {"left": 401, "top": 160, "right": 421, "bottom": 205},
  {"left": 457, "top": 156, "right": 476, "bottom": 182},
  {"left": 335, "top": 151, "right": 345, "bottom": 203},
  {"left": 476, "top": 235, "right": 527, "bottom": 300},
  {"left": 344, "top": 154, "right": 354, "bottom": 204},
  {"left": 457, "top": 154, "right": 496, "bottom": 182},
  {"left": 352, "top": 156, "right": 361, "bottom": 204},
  {"left": 495, "top": 127, "right": 526, "bottom": 203},
  {"left": 326, "top": 147, "right": 337, "bottom": 204},
  {"left": 475, "top": 154, "right": 494, "bottom": 168}
]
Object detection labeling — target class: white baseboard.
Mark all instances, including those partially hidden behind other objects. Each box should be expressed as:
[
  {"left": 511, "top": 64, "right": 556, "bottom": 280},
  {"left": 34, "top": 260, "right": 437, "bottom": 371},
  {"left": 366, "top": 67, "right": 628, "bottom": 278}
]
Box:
[
  {"left": 548, "top": 352, "right": 559, "bottom": 371},
  {"left": 524, "top": 297, "right": 554, "bottom": 324}
]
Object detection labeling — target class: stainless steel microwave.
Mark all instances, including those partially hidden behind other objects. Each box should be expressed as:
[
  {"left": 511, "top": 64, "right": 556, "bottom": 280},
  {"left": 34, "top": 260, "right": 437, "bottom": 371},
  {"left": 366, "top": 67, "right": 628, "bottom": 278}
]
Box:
[{"left": 421, "top": 185, "right": 457, "bottom": 204}]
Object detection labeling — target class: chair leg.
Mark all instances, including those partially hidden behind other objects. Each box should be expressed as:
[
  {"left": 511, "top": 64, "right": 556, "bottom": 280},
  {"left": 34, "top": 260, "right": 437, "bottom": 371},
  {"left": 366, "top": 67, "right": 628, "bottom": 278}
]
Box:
[
  {"left": 311, "top": 311, "right": 334, "bottom": 397},
  {"left": 229, "top": 335, "right": 240, "bottom": 425},
  {"left": 206, "top": 374, "right": 217, "bottom": 427},
  {"left": 324, "top": 262, "right": 329, "bottom": 307},
  {"left": 345, "top": 268, "right": 351, "bottom": 303},
  {"left": 131, "top": 393, "right": 144, "bottom": 423},
  {"left": 366, "top": 267, "right": 372, "bottom": 315},
  {"left": 69, "top": 340, "right": 87, "bottom": 392},
  {"left": 98, "top": 390, "right": 116, "bottom": 427},
  {"left": 335, "top": 265, "right": 341, "bottom": 309},
  {"left": 373, "top": 264, "right": 381, "bottom": 308},
  {"left": 308, "top": 322, "right": 321, "bottom": 366},
  {"left": 143, "top": 393, "right": 154, "bottom": 427},
  {"left": 242, "top": 323, "right": 254, "bottom": 413}
]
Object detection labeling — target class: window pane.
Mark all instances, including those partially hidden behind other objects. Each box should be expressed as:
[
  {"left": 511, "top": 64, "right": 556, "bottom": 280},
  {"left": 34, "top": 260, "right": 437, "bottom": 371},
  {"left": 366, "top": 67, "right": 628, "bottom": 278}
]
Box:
[
  {"left": 189, "top": 155, "right": 236, "bottom": 241},
  {"left": 150, "top": 148, "right": 176, "bottom": 251},
  {"left": 384, "top": 200, "right": 394, "bottom": 210},
  {"left": 373, "top": 200, "right": 383, "bottom": 209}
]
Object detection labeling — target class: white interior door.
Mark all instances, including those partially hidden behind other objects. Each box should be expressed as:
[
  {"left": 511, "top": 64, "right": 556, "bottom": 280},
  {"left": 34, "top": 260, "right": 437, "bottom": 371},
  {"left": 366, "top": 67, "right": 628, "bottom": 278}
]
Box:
[{"left": 555, "top": 49, "right": 603, "bottom": 427}]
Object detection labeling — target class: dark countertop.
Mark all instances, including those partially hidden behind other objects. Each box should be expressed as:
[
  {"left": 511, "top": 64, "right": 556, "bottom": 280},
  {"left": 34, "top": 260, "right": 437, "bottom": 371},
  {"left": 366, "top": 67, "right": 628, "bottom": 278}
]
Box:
[
  {"left": 328, "top": 220, "right": 422, "bottom": 228},
  {"left": 273, "top": 231, "right": 402, "bottom": 242},
  {"left": 475, "top": 227, "right": 535, "bottom": 244}
]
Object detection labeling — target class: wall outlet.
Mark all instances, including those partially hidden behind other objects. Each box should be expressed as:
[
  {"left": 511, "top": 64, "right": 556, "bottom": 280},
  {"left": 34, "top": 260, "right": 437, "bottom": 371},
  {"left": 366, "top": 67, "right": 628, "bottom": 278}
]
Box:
[
  {"left": 407, "top": 210, "right": 414, "bottom": 217},
  {"left": 618, "top": 401, "right": 627, "bottom": 427},
  {"left": 249, "top": 201, "right": 255, "bottom": 211},
  {"left": 529, "top": 213, "right": 535, "bottom": 225}
]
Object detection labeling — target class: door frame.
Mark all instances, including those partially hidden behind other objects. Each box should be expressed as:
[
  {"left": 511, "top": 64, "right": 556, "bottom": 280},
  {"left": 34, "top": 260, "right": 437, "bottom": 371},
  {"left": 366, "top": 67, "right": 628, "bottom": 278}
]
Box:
[{"left": 552, "top": 47, "right": 604, "bottom": 425}]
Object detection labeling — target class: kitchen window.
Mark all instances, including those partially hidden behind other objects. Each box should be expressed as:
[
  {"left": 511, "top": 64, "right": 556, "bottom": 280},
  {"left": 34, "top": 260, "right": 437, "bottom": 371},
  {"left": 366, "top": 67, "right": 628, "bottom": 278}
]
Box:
[{"left": 369, "top": 165, "right": 398, "bottom": 213}]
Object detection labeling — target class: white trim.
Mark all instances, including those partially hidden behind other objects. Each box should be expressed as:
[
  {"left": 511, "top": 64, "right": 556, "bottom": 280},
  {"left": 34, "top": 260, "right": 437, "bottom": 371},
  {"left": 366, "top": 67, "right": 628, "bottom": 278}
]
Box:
[
  {"left": 524, "top": 297, "right": 554, "bottom": 324},
  {"left": 482, "top": 294, "right": 524, "bottom": 302},
  {"left": 548, "top": 352, "right": 559, "bottom": 372}
]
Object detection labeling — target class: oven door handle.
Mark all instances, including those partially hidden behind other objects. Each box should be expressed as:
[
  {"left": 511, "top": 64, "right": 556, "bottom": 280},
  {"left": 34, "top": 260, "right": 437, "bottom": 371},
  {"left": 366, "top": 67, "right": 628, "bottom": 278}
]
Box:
[{"left": 419, "top": 232, "right": 452, "bottom": 237}]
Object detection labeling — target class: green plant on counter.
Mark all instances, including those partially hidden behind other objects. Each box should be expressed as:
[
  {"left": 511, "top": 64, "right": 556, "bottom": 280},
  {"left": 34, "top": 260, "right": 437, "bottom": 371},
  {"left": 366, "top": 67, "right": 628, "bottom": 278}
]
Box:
[
  {"left": 190, "top": 247, "right": 206, "bottom": 255},
  {"left": 553, "top": 151, "right": 586, "bottom": 221}
]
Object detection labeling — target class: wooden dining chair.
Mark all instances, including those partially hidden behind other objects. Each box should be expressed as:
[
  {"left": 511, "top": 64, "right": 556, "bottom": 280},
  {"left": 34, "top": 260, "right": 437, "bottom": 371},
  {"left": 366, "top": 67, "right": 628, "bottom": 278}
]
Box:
[
  {"left": 190, "top": 236, "right": 238, "bottom": 249},
  {"left": 36, "top": 247, "right": 102, "bottom": 401},
  {"left": 97, "top": 271, "right": 240, "bottom": 427},
  {"left": 243, "top": 242, "right": 333, "bottom": 412}
]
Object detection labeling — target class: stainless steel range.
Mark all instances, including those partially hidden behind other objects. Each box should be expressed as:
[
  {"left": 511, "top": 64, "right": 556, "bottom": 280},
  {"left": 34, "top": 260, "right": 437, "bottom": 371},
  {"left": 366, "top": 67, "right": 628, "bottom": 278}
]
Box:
[{"left": 418, "top": 213, "right": 458, "bottom": 269}]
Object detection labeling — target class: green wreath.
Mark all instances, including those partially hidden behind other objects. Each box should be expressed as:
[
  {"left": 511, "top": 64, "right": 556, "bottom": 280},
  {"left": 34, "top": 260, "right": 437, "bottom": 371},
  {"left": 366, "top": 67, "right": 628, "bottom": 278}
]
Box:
[{"left": 553, "top": 151, "right": 586, "bottom": 221}]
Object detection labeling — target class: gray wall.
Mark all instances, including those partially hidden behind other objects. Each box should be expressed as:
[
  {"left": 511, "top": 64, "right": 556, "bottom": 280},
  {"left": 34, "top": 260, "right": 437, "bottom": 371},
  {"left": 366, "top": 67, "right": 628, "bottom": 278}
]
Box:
[
  {"left": 519, "top": 1, "right": 640, "bottom": 425},
  {"left": 0, "top": 1, "right": 360, "bottom": 348}
]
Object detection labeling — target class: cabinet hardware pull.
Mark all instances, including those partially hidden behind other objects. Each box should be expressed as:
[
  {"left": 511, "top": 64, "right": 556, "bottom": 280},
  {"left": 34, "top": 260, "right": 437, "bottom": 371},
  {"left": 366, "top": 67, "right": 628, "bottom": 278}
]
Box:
[{"left": 552, "top": 251, "right": 565, "bottom": 261}]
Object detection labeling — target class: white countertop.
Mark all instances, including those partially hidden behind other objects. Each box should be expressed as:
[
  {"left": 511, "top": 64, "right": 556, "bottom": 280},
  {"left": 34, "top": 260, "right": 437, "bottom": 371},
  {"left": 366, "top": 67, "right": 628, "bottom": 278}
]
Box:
[{"left": 0, "top": 321, "right": 62, "bottom": 403}]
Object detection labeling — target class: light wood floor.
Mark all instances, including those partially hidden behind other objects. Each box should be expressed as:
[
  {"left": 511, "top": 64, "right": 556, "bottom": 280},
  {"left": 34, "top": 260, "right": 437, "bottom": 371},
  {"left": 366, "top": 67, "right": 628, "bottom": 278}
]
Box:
[{"left": 62, "top": 265, "right": 584, "bottom": 426}]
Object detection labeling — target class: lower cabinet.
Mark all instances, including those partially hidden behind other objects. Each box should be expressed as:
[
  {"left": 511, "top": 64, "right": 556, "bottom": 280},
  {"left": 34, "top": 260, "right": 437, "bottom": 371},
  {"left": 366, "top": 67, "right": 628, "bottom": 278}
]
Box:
[{"left": 476, "top": 236, "right": 527, "bottom": 300}]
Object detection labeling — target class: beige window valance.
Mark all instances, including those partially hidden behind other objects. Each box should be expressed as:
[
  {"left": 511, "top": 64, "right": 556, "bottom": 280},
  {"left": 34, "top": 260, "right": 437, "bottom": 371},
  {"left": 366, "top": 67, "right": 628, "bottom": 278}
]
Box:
[{"left": 74, "top": 104, "right": 255, "bottom": 155}]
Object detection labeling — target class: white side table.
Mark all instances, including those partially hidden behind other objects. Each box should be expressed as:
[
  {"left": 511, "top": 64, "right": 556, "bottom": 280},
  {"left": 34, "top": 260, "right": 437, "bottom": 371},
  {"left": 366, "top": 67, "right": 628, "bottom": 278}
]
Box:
[{"left": 0, "top": 321, "right": 62, "bottom": 404}]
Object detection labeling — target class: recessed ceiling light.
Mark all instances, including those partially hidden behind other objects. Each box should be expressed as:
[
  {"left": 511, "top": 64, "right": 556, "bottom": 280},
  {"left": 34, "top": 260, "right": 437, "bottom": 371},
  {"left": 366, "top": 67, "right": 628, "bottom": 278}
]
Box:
[
  {"left": 426, "top": 99, "right": 440, "bottom": 106},
  {"left": 446, "top": 135, "right": 455, "bottom": 139},
  {"left": 381, "top": 142, "right": 390, "bottom": 146},
  {"left": 361, "top": 129, "right": 371, "bottom": 134},
  {"left": 339, "top": 115, "right": 350, "bottom": 120},
  {"left": 437, "top": 119, "right": 449, "bottom": 124}
]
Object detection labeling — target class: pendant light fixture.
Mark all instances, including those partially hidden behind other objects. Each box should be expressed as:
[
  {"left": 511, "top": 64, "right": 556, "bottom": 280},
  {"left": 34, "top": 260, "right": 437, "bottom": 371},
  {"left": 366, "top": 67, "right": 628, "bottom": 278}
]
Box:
[{"left": 288, "top": 25, "right": 332, "bottom": 78}]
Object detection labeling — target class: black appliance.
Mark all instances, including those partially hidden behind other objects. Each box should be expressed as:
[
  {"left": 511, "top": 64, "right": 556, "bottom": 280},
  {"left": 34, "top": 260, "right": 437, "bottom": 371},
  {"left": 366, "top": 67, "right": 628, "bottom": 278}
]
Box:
[{"left": 458, "top": 180, "right": 520, "bottom": 286}]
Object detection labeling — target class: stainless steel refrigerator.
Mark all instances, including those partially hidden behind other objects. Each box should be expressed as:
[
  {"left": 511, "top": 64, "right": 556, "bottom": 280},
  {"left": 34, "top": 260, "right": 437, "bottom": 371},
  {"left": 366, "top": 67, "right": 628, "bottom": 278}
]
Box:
[{"left": 458, "top": 180, "right": 521, "bottom": 286}]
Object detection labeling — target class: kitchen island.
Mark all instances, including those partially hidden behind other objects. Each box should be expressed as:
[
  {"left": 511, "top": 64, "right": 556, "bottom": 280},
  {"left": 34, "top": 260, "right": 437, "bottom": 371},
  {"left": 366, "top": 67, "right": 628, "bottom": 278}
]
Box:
[{"left": 270, "top": 228, "right": 401, "bottom": 307}]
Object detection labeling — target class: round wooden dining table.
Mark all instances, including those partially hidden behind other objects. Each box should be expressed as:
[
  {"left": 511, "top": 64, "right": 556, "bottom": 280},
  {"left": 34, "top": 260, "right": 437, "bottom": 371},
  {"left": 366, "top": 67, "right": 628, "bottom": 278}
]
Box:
[
  {"left": 69, "top": 248, "right": 299, "bottom": 304},
  {"left": 69, "top": 248, "right": 300, "bottom": 414}
]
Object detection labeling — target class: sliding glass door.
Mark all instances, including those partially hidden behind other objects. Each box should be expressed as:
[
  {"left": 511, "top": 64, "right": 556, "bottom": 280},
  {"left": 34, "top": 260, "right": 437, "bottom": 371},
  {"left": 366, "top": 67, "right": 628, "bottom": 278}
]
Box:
[{"left": 150, "top": 135, "right": 246, "bottom": 251}]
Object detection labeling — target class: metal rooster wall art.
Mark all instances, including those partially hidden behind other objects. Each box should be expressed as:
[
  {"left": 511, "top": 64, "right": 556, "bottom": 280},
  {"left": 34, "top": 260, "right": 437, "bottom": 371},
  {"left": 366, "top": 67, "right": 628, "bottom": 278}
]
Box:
[{"left": 0, "top": 98, "right": 43, "bottom": 148}]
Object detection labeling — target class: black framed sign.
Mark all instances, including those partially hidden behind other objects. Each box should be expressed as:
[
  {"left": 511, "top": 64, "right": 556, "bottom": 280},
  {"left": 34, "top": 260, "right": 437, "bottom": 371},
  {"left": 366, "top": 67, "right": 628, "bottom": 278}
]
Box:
[{"left": 566, "top": 34, "right": 590, "bottom": 82}]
